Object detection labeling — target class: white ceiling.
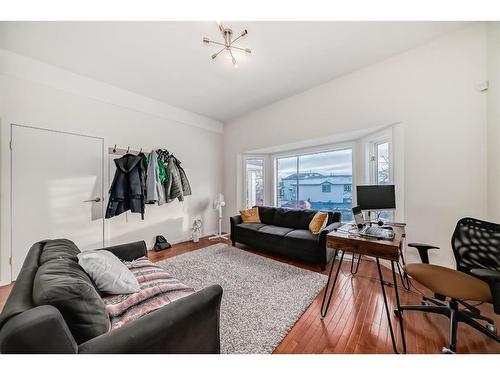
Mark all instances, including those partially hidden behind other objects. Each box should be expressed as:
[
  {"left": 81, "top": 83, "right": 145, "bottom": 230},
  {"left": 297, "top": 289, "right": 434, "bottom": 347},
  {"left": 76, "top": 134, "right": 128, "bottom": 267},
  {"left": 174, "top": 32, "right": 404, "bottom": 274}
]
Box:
[{"left": 0, "top": 21, "right": 469, "bottom": 122}]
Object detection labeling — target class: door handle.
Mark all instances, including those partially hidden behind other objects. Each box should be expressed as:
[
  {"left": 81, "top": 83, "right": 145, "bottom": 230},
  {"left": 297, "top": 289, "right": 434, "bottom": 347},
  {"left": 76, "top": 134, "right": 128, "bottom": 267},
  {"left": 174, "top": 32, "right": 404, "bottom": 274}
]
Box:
[{"left": 84, "top": 197, "right": 101, "bottom": 203}]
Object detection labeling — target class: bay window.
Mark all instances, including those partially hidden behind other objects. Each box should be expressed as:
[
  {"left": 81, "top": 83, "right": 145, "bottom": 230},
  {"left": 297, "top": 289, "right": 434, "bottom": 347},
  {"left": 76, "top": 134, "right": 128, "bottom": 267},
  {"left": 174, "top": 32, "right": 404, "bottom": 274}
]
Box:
[{"left": 275, "top": 148, "right": 353, "bottom": 220}]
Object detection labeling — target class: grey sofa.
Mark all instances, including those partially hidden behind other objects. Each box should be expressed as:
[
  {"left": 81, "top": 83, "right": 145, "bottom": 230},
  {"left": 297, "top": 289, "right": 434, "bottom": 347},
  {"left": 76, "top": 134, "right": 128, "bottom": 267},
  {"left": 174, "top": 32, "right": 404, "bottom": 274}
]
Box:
[
  {"left": 0, "top": 239, "right": 223, "bottom": 354},
  {"left": 230, "top": 206, "right": 341, "bottom": 270}
]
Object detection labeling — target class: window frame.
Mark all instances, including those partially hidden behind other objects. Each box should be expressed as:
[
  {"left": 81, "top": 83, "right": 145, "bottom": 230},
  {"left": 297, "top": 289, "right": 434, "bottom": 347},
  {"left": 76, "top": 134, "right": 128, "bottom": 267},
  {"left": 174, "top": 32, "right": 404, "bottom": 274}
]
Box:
[
  {"left": 322, "top": 183, "right": 332, "bottom": 193},
  {"left": 273, "top": 142, "right": 356, "bottom": 208},
  {"left": 242, "top": 156, "right": 266, "bottom": 209},
  {"left": 369, "top": 137, "right": 392, "bottom": 185},
  {"left": 367, "top": 135, "right": 394, "bottom": 221}
]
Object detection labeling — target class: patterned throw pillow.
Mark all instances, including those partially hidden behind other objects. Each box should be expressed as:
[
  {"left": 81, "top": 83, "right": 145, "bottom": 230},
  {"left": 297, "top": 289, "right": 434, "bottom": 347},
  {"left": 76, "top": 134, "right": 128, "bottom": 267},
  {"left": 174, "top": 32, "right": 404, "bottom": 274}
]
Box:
[
  {"left": 309, "top": 211, "right": 329, "bottom": 234},
  {"left": 239, "top": 207, "right": 261, "bottom": 223}
]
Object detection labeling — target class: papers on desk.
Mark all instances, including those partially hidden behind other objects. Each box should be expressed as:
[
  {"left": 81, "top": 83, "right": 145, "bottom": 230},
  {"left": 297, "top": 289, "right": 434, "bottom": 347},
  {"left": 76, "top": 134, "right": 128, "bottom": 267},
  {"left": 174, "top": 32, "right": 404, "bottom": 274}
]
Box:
[
  {"left": 336, "top": 223, "right": 395, "bottom": 240},
  {"left": 339, "top": 223, "right": 356, "bottom": 231}
]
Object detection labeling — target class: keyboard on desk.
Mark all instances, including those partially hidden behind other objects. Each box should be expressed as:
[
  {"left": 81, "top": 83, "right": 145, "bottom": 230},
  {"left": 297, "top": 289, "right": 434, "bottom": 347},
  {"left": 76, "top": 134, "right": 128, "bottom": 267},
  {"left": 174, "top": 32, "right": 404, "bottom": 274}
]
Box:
[{"left": 361, "top": 226, "right": 395, "bottom": 240}]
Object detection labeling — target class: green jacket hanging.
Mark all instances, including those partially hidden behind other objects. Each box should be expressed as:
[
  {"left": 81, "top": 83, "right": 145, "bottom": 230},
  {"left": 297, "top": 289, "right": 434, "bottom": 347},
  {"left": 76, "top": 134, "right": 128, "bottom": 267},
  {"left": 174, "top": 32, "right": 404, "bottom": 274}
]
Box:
[{"left": 158, "top": 159, "right": 168, "bottom": 185}]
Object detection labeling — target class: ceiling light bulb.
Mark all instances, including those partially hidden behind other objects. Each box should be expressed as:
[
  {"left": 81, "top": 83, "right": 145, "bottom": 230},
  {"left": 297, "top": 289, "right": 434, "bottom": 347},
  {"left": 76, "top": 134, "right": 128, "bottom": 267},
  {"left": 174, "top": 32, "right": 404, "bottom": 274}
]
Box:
[
  {"left": 211, "top": 53, "right": 217, "bottom": 59},
  {"left": 245, "top": 48, "right": 252, "bottom": 53},
  {"left": 241, "top": 29, "right": 248, "bottom": 37},
  {"left": 203, "top": 37, "right": 210, "bottom": 44}
]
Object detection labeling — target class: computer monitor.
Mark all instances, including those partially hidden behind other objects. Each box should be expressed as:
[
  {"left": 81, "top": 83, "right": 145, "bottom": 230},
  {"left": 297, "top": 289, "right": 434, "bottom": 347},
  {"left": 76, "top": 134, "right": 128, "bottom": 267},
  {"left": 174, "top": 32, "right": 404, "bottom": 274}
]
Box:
[{"left": 356, "top": 185, "right": 396, "bottom": 210}]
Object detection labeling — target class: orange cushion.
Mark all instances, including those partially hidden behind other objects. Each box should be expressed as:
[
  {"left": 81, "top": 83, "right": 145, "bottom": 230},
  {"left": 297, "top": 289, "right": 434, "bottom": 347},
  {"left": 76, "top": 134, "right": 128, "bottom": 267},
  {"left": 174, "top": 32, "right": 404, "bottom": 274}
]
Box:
[
  {"left": 309, "top": 212, "right": 328, "bottom": 235},
  {"left": 239, "top": 207, "right": 261, "bottom": 223}
]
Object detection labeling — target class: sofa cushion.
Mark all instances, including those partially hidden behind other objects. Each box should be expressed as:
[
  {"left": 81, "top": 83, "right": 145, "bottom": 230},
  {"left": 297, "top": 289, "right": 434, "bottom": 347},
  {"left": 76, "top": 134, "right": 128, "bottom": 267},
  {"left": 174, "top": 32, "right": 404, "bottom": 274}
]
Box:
[
  {"left": 257, "top": 206, "right": 276, "bottom": 225},
  {"left": 239, "top": 207, "right": 261, "bottom": 223},
  {"left": 255, "top": 206, "right": 336, "bottom": 229},
  {"left": 272, "top": 208, "right": 303, "bottom": 229},
  {"left": 32, "top": 239, "right": 110, "bottom": 344},
  {"left": 39, "top": 238, "right": 80, "bottom": 265},
  {"left": 284, "top": 229, "right": 320, "bottom": 252},
  {"left": 309, "top": 212, "right": 329, "bottom": 234},
  {"left": 235, "top": 223, "right": 266, "bottom": 237},
  {"left": 300, "top": 210, "right": 324, "bottom": 229},
  {"left": 0, "top": 241, "right": 45, "bottom": 329},
  {"left": 285, "top": 229, "right": 319, "bottom": 242},
  {"left": 258, "top": 225, "right": 294, "bottom": 237},
  {"left": 77, "top": 250, "right": 140, "bottom": 295}
]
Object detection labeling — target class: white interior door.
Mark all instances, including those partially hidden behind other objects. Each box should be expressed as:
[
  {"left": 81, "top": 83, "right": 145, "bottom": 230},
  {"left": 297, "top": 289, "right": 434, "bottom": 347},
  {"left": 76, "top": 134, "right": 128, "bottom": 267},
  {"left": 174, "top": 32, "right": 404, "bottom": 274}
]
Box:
[{"left": 11, "top": 124, "right": 104, "bottom": 280}]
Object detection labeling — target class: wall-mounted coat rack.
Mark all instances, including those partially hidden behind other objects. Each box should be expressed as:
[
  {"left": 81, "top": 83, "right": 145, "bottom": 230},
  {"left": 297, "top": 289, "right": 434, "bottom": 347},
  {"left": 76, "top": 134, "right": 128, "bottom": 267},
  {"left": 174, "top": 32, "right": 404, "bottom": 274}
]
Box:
[{"left": 108, "top": 145, "right": 150, "bottom": 156}]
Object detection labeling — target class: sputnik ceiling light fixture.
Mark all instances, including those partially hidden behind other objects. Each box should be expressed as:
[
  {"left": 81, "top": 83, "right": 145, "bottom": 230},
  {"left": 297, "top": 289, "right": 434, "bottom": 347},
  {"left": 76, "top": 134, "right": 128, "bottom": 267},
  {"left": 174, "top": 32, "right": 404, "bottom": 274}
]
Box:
[{"left": 203, "top": 21, "right": 251, "bottom": 68}]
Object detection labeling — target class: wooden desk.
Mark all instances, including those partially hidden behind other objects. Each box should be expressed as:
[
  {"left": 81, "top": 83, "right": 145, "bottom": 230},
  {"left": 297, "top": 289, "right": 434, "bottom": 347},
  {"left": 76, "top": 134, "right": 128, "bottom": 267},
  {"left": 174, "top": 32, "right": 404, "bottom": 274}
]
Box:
[
  {"left": 326, "top": 225, "right": 405, "bottom": 261},
  {"left": 320, "top": 225, "right": 407, "bottom": 354}
]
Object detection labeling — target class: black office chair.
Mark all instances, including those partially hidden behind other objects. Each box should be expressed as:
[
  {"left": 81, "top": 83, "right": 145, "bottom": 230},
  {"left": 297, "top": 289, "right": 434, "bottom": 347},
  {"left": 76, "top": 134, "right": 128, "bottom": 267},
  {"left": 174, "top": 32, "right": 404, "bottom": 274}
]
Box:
[{"left": 398, "top": 217, "right": 500, "bottom": 353}]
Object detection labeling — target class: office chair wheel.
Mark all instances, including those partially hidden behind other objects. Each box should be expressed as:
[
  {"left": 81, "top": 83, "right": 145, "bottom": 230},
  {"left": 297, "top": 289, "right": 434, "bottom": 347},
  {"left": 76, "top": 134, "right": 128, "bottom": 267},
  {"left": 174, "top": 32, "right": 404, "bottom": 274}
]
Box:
[
  {"left": 421, "top": 299, "right": 428, "bottom": 306},
  {"left": 442, "top": 347, "right": 455, "bottom": 354},
  {"left": 393, "top": 309, "right": 402, "bottom": 318},
  {"left": 486, "top": 323, "right": 497, "bottom": 334}
]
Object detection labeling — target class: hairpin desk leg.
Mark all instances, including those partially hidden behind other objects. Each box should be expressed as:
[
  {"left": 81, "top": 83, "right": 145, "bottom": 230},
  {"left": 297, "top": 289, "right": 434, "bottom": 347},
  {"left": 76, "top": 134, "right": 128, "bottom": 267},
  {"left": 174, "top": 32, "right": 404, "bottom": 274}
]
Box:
[
  {"left": 391, "top": 260, "right": 407, "bottom": 353},
  {"left": 350, "top": 253, "right": 361, "bottom": 275},
  {"left": 397, "top": 237, "right": 411, "bottom": 291},
  {"left": 320, "top": 250, "right": 345, "bottom": 319},
  {"left": 376, "top": 258, "right": 406, "bottom": 354},
  {"left": 396, "top": 261, "right": 411, "bottom": 291}
]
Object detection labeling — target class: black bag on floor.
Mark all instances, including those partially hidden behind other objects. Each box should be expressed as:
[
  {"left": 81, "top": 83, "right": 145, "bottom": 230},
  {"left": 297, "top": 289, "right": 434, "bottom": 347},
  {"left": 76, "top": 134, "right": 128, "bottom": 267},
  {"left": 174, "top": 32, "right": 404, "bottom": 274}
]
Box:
[{"left": 154, "top": 235, "right": 171, "bottom": 251}]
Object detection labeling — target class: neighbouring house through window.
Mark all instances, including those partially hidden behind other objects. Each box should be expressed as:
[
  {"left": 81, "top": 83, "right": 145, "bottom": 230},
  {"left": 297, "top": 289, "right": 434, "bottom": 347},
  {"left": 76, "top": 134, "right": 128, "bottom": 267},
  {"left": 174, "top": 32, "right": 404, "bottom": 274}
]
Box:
[{"left": 276, "top": 148, "right": 353, "bottom": 221}]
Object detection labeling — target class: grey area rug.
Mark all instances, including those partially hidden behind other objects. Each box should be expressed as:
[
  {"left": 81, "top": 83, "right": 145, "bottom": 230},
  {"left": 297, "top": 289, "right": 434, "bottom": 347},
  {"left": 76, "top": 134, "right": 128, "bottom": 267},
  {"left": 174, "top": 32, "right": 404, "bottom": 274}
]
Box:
[{"left": 157, "top": 243, "right": 327, "bottom": 354}]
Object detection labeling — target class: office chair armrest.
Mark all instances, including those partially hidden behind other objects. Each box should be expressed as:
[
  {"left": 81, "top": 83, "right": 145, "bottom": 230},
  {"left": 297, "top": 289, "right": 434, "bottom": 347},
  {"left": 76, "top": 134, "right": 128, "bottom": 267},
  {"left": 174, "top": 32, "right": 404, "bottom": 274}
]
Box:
[
  {"left": 407, "top": 243, "right": 440, "bottom": 264},
  {"left": 470, "top": 269, "right": 500, "bottom": 314}
]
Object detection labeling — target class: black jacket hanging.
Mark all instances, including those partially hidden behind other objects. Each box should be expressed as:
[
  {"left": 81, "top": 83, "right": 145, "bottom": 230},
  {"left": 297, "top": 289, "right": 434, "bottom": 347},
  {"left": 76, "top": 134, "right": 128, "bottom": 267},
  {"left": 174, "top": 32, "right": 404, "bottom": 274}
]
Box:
[{"left": 106, "top": 153, "right": 147, "bottom": 219}]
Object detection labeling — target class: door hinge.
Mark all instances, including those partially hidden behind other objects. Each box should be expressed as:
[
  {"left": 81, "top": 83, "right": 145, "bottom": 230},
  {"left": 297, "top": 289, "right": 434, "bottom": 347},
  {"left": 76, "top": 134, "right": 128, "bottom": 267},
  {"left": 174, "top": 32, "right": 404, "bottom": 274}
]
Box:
[
  {"left": 370, "top": 156, "right": 376, "bottom": 162},
  {"left": 9, "top": 139, "right": 12, "bottom": 150},
  {"left": 9, "top": 257, "right": 12, "bottom": 266}
]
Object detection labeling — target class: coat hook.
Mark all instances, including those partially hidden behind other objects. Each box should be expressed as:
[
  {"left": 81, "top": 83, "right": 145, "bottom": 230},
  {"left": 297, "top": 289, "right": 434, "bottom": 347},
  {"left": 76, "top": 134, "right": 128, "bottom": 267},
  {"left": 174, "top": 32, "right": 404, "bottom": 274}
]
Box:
[
  {"left": 113, "top": 144, "right": 117, "bottom": 153},
  {"left": 140, "top": 147, "right": 142, "bottom": 153},
  {"left": 126, "top": 146, "right": 130, "bottom": 154}
]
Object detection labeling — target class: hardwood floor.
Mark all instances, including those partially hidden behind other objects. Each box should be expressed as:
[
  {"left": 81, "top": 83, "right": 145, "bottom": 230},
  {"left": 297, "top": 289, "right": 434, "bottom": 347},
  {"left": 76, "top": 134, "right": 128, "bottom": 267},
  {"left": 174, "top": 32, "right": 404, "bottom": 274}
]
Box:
[{"left": 1, "top": 236, "right": 499, "bottom": 354}]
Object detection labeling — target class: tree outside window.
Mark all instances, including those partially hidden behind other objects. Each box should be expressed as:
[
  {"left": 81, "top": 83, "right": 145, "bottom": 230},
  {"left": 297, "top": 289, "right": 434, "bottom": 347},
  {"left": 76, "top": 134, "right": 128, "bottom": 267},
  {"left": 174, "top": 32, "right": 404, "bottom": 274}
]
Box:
[{"left": 376, "top": 142, "right": 390, "bottom": 185}]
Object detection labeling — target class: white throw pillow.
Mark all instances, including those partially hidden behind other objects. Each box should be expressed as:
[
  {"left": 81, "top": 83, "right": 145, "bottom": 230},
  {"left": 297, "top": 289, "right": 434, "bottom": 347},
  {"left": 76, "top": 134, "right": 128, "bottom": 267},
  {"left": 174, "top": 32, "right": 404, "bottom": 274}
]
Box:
[{"left": 77, "top": 250, "right": 140, "bottom": 294}]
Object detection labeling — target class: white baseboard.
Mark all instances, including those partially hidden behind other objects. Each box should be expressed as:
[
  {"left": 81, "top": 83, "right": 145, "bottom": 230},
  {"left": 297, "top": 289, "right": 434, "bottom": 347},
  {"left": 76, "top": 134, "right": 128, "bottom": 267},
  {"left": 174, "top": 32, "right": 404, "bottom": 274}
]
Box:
[
  {"left": 165, "top": 230, "right": 225, "bottom": 248},
  {"left": 0, "top": 277, "right": 11, "bottom": 287}
]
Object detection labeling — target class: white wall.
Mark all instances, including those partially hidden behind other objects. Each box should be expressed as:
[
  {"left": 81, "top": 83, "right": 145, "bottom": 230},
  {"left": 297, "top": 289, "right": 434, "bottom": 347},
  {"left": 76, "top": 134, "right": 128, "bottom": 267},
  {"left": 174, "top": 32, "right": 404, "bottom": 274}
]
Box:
[
  {"left": 224, "top": 24, "right": 488, "bottom": 267},
  {"left": 487, "top": 23, "right": 500, "bottom": 223},
  {"left": 0, "top": 50, "right": 223, "bottom": 285},
  {"left": 0, "top": 23, "right": 494, "bottom": 284}
]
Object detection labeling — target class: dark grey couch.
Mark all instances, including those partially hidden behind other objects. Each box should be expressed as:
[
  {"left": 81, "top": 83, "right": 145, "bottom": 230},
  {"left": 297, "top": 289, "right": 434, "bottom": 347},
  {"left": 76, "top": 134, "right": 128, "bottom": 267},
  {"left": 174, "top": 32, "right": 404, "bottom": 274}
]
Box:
[
  {"left": 230, "top": 206, "right": 341, "bottom": 270},
  {"left": 0, "top": 239, "right": 223, "bottom": 354}
]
